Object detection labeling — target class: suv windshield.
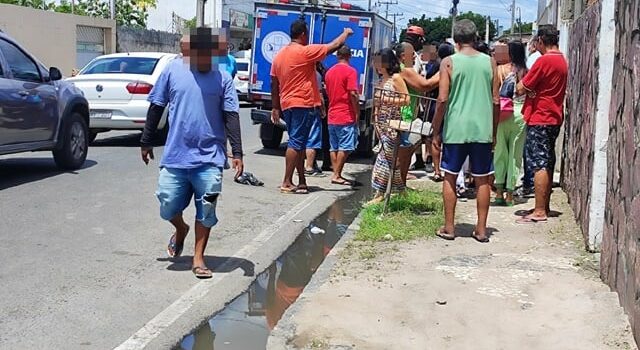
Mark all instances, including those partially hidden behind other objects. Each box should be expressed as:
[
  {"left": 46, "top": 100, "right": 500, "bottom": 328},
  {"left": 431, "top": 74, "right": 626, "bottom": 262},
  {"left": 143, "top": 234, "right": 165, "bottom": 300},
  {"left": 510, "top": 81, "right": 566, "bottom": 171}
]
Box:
[{"left": 80, "top": 57, "right": 159, "bottom": 75}]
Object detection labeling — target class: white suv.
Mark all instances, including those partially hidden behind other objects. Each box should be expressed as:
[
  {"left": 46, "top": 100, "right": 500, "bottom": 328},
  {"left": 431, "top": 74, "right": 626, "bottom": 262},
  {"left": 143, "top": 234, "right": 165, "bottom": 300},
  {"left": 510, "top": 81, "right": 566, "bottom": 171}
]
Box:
[{"left": 67, "top": 52, "right": 177, "bottom": 142}]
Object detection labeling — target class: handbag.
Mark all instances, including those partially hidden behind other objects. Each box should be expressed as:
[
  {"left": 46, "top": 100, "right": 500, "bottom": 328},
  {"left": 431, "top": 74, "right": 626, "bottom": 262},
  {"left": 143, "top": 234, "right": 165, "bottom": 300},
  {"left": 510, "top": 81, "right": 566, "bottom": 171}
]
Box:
[
  {"left": 499, "top": 96, "right": 514, "bottom": 122},
  {"left": 499, "top": 72, "right": 516, "bottom": 122}
]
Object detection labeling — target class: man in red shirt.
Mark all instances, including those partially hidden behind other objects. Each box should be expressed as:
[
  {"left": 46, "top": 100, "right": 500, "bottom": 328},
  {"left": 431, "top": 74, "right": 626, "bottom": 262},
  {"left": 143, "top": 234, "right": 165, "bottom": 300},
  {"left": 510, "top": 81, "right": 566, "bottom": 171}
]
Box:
[
  {"left": 516, "top": 25, "right": 568, "bottom": 223},
  {"left": 271, "top": 20, "right": 352, "bottom": 194},
  {"left": 324, "top": 45, "right": 360, "bottom": 185}
]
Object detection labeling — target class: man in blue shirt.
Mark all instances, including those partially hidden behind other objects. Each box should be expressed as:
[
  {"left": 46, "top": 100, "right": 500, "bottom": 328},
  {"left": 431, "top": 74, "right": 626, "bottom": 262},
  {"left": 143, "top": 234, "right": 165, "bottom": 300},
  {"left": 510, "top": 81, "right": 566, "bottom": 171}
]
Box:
[{"left": 140, "top": 27, "right": 244, "bottom": 279}]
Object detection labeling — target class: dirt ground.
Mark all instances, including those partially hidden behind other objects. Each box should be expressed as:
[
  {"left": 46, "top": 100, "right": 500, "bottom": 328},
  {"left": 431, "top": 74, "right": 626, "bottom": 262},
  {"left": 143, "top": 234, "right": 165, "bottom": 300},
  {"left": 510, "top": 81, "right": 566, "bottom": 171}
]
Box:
[{"left": 267, "top": 181, "right": 637, "bottom": 350}]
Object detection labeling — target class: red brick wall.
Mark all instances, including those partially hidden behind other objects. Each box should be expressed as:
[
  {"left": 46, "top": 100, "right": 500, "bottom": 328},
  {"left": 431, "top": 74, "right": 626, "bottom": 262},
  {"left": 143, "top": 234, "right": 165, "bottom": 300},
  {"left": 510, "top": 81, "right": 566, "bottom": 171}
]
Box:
[
  {"left": 601, "top": 0, "right": 640, "bottom": 343},
  {"left": 563, "top": 2, "right": 601, "bottom": 246}
]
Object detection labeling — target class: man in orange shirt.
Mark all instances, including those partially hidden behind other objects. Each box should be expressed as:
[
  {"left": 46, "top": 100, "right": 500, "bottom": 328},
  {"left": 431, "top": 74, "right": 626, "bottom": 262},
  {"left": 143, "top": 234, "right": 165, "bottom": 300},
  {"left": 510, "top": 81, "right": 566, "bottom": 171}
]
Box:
[{"left": 271, "top": 19, "right": 353, "bottom": 193}]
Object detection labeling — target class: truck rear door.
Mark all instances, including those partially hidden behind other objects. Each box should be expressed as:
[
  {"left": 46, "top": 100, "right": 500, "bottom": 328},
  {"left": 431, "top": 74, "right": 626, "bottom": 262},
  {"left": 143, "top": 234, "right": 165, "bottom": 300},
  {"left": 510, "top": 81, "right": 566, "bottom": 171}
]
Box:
[
  {"left": 312, "top": 12, "right": 371, "bottom": 102},
  {"left": 250, "top": 7, "right": 312, "bottom": 98}
]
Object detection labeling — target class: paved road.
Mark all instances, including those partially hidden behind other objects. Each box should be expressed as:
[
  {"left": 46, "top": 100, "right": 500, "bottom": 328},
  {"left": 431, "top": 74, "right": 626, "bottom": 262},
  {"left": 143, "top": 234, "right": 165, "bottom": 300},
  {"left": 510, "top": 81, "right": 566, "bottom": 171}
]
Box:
[{"left": 0, "top": 107, "right": 367, "bottom": 349}]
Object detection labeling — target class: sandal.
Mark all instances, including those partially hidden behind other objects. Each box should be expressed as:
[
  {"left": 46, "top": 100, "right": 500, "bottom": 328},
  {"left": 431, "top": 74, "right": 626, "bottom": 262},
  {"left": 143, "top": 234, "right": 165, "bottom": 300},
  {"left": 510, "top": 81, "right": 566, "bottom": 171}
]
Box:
[
  {"left": 167, "top": 227, "right": 189, "bottom": 258},
  {"left": 280, "top": 186, "right": 298, "bottom": 194},
  {"left": 472, "top": 231, "right": 490, "bottom": 243},
  {"left": 331, "top": 179, "right": 353, "bottom": 186},
  {"left": 295, "top": 185, "right": 309, "bottom": 194},
  {"left": 192, "top": 266, "right": 213, "bottom": 279},
  {"left": 436, "top": 227, "right": 455, "bottom": 241},
  {"left": 516, "top": 215, "right": 548, "bottom": 224},
  {"left": 431, "top": 173, "right": 444, "bottom": 182}
]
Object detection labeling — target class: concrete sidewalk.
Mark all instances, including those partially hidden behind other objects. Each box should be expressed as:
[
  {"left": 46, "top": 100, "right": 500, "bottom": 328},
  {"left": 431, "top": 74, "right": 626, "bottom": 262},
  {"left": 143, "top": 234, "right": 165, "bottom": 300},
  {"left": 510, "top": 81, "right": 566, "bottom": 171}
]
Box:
[{"left": 268, "top": 181, "right": 636, "bottom": 350}]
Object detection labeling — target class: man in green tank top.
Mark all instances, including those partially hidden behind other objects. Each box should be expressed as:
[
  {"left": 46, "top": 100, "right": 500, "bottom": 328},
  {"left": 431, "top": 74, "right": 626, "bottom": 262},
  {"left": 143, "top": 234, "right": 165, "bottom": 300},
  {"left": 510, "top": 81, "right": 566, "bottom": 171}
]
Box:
[{"left": 431, "top": 19, "right": 501, "bottom": 243}]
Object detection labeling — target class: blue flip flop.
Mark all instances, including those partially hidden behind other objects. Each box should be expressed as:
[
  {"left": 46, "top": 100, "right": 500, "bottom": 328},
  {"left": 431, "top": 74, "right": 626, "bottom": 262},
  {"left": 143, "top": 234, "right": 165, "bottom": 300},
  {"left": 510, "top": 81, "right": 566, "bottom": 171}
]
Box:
[{"left": 167, "top": 230, "right": 187, "bottom": 258}]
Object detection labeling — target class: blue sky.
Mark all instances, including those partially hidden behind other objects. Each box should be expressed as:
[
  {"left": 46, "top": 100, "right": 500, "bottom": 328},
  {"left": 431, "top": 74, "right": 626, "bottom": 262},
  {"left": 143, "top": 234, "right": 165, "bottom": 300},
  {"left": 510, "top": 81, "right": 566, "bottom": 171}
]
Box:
[{"left": 348, "top": 0, "right": 539, "bottom": 29}]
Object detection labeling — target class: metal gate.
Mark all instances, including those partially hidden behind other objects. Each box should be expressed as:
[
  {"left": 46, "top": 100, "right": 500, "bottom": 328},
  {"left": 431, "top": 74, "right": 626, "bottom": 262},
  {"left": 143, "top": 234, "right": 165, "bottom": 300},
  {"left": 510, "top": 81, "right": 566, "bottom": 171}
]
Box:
[{"left": 76, "top": 25, "right": 105, "bottom": 70}]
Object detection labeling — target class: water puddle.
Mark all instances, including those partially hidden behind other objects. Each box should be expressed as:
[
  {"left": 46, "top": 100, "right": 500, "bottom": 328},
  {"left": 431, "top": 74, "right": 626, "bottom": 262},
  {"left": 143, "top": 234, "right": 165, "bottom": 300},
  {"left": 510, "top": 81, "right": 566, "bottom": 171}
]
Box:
[{"left": 178, "top": 173, "right": 372, "bottom": 350}]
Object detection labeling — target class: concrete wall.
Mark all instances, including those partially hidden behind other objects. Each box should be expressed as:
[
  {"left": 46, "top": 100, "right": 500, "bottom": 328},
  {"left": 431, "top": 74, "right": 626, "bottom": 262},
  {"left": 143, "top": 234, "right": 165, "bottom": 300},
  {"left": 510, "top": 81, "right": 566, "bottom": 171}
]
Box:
[
  {"left": 116, "top": 26, "right": 180, "bottom": 54},
  {"left": 0, "top": 3, "right": 115, "bottom": 76},
  {"left": 601, "top": 0, "right": 640, "bottom": 343}
]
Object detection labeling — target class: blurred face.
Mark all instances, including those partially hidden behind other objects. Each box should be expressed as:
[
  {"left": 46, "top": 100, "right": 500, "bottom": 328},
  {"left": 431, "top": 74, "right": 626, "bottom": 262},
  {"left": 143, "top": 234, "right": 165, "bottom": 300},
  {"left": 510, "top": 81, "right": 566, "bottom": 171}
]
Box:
[
  {"left": 402, "top": 45, "right": 415, "bottom": 66},
  {"left": 421, "top": 45, "right": 437, "bottom": 62},
  {"left": 493, "top": 44, "right": 510, "bottom": 64},
  {"left": 181, "top": 28, "right": 229, "bottom": 72},
  {"left": 374, "top": 55, "right": 383, "bottom": 75}
]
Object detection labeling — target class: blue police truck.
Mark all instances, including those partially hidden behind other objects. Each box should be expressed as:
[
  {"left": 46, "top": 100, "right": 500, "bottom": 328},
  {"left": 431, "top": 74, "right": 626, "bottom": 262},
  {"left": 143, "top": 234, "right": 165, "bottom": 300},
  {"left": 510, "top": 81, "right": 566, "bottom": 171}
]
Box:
[{"left": 249, "top": 1, "right": 393, "bottom": 154}]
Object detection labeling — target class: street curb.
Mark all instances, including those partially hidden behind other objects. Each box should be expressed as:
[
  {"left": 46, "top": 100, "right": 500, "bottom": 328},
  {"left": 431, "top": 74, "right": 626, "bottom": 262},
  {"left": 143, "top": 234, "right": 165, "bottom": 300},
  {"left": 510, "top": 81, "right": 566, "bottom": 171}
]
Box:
[{"left": 267, "top": 212, "right": 364, "bottom": 350}]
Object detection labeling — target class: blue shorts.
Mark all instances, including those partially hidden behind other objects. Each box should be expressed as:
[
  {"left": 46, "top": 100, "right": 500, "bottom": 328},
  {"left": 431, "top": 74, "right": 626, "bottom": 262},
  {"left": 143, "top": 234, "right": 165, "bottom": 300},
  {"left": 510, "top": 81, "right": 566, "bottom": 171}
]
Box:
[
  {"left": 441, "top": 143, "right": 494, "bottom": 177},
  {"left": 282, "top": 107, "right": 320, "bottom": 151},
  {"left": 307, "top": 113, "right": 323, "bottom": 149},
  {"left": 328, "top": 124, "right": 358, "bottom": 152},
  {"left": 156, "top": 165, "right": 223, "bottom": 228}
]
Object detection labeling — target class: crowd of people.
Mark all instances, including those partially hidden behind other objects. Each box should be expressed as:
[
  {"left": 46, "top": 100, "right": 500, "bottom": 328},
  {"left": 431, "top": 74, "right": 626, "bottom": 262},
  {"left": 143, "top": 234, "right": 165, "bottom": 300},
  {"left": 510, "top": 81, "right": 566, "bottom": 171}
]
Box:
[
  {"left": 269, "top": 19, "right": 568, "bottom": 243},
  {"left": 138, "top": 18, "right": 567, "bottom": 278}
]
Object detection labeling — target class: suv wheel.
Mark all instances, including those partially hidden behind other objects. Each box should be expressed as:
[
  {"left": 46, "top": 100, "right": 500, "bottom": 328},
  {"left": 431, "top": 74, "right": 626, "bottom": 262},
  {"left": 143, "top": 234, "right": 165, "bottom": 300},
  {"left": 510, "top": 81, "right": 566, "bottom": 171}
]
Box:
[{"left": 53, "top": 112, "right": 89, "bottom": 170}]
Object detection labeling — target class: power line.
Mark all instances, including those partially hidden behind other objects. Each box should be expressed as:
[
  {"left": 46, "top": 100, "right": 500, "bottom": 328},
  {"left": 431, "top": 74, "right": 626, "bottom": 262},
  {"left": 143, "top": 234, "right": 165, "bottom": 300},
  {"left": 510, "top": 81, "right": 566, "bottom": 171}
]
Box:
[{"left": 377, "top": 0, "right": 398, "bottom": 19}]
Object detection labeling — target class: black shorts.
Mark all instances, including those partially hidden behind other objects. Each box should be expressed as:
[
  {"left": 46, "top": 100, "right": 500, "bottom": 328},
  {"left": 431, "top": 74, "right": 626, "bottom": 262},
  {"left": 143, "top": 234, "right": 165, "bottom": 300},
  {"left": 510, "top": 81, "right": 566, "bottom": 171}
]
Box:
[{"left": 524, "top": 125, "right": 561, "bottom": 174}]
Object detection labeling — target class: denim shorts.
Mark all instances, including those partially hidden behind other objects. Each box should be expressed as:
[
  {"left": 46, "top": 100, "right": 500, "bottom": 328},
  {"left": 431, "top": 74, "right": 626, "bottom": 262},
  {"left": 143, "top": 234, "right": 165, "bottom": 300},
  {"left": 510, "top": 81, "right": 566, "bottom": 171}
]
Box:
[
  {"left": 328, "top": 123, "right": 358, "bottom": 152},
  {"left": 441, "top": 143, "right": 494, "bottom": 177},
  {"left": 306, "top": 113, "right": 323, "bottom": 149},
  {"left": 282, "top": 107, "right": 319, "bottom": 151},
  {"left": 156, "top": 165, "right": 223, "bottom": 228},
  {"left": 525, "top": 125, "right": 561, "bottom": 173}
]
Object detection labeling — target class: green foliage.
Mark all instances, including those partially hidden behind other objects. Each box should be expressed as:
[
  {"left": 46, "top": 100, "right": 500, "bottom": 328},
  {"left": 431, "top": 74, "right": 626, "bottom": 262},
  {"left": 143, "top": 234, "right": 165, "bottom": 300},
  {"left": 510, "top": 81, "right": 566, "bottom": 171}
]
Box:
[
  {"left": 401, "top": 11, "right": 498, "bottom": 44},
  {"left": 357, "top": 190, "right": 444, "bottom": 241},
  {"left": 502, "top": 22, "right": 534, "bottom": 35},
  {"left": 185, "top": 16, "right": 197, "bottom": 30},
  {"left": 1, "top": 0, "right": 157, "bottom": 28}
]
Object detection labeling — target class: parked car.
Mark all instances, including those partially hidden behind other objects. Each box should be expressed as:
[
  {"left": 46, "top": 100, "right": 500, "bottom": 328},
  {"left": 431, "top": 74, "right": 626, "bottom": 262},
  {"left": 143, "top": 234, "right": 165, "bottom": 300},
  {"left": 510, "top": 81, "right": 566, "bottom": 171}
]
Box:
[
  {"left": 0, "top": 30, "right": 90, "bottom": 170},
  {"left": 67, "top": 52, "right": 177, "bottom": 142},
  {"left": 234, "top": 57, "right": 250, "bottom": 101}
]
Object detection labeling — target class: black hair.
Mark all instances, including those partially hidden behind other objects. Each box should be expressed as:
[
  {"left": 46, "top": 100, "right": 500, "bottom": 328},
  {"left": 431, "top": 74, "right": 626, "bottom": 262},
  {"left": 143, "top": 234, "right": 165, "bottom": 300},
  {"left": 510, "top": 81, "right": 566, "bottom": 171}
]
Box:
[
  {"left": 437, "top": 42, "right": 454, "bottom": 59},
  {"left": 403, "top": 33, "right": 424, "bottom": 52},
  {"left": 431, "top": 41, "right": 440, "bottom": 47},
  {"left": 537, "top": 25, "right": 560, "bottom": 46},
  {"left": 474, "top": 41, "right": 490, "bottom": 55},
  {"left": 337, "top": 45, "right": 351, "bottom": 59},
  {"left": 290, "top": 19, "right": 308, "bottom": 40},
  {"left": 379, "top": 47, "right": 401, "bottom": 75},
  {"left": 508, "top": 40, "right": 527, "bottom": 71}
]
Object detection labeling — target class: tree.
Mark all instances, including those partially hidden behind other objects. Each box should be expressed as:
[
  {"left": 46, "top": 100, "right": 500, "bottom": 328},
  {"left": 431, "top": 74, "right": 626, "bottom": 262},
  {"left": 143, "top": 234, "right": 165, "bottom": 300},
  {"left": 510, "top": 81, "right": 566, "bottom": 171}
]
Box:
[
  {"left": 401, "top": 11, "right": 497, "bottom": 44},
  {"left": 1, "top": 0, "right": 157, "bottom": 28},
  {"left": 502, "top": 22, "right": 534, "bottom": 35}
]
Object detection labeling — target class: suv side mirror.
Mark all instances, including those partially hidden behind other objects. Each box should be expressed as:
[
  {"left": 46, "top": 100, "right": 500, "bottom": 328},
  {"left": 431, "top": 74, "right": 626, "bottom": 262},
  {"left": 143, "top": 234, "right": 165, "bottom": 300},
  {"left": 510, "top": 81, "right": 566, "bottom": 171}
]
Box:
[{"left": 49, "top": 67, "right": 62, "bottom": 81}]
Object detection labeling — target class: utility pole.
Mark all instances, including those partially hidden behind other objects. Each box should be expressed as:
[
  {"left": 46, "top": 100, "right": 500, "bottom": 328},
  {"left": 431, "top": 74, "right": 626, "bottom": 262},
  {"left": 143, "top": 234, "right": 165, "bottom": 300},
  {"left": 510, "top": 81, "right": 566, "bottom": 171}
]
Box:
[
  {"left": 196, "top": 0, "right": 208, "bottom": 27},
  {"left": 389, "top": 13, "right": 403, "bottom": 42},
  {"left": 517, "top": 7, "right": 522, "bottom": 40},
  {"left": 450, "top": 0, "right": 459, "bottom": 41},
  {"left": 368, "top": 0, "right": 372, "bottom": 11},
  {"left": 510, "top": 0, "right": 516, "bottom": 39},
  {"left": 485, "top": 16, "right": 490, "bottom": 42},
  {"left": 110, "top": 0, "right": 115, "bottom": 19},
  {"left": 377, "top": 0, "right": 398, "bottom": 19}
]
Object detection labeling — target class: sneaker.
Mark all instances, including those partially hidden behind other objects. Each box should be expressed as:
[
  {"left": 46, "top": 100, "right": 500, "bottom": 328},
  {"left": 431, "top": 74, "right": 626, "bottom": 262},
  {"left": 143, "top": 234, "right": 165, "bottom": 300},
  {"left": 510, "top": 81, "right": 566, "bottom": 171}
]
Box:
[
  {"left": 516, "top": 187, "right": 534, "bottom": 198},
  {"left": 424, "top": 163, "right": 434, "bottom": 173}
]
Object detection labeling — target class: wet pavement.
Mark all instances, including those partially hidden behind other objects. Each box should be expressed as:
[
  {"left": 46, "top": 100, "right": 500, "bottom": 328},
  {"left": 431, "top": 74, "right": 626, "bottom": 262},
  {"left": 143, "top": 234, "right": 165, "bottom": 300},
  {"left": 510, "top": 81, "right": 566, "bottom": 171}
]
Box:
[{"left": 177, "top": 174, "right": 372, "bottom": 350}]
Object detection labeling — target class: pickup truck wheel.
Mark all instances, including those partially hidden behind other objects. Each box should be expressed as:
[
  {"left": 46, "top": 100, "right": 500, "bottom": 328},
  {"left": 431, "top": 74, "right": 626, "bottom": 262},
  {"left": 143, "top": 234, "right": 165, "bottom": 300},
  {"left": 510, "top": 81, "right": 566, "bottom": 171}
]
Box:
[
  {"left": 53, "top": 112, "right": 89, "bottom": 170},
  {"left": 261, "top": 126, "right": 283, "bottom": 149}
]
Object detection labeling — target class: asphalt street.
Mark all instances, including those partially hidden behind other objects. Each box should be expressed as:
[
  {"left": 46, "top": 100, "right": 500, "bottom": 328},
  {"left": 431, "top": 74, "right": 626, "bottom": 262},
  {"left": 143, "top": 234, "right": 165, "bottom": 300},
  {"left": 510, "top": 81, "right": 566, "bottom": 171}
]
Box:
[{"left": 0, "top": 106, "right": 368, "bottom": 349}]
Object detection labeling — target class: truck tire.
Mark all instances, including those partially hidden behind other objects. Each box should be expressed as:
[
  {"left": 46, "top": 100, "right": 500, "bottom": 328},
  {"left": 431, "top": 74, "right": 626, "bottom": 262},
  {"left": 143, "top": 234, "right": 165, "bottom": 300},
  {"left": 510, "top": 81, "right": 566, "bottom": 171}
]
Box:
[
  {"left": 53, "top": 112, "right": 89, "bottom": 170},
  {"left": 261, "top": 124, "right": 283, "bottom": 149}
]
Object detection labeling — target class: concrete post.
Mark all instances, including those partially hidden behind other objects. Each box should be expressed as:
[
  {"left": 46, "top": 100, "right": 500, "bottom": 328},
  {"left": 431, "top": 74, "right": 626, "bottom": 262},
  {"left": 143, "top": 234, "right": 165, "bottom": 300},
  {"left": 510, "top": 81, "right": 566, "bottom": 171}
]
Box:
[{"left": 587, "top": 0, "right": 616, "bottom": 251}]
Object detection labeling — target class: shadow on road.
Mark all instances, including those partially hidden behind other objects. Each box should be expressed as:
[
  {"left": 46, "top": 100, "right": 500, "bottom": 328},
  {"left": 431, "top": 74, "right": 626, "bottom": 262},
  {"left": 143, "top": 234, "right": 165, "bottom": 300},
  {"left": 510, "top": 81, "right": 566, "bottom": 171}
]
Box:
[
  {"left": 452, "top": 223, "right": 499, "bottom": 239},
  {"left": 92, "top": 132, "right": 148, "bottom": 148},
  {"left": 0, "top": 158, "right": 97, "bottom": 191},
  {"left": 158, "top": 256, "right": 255, "bottom": 276}
]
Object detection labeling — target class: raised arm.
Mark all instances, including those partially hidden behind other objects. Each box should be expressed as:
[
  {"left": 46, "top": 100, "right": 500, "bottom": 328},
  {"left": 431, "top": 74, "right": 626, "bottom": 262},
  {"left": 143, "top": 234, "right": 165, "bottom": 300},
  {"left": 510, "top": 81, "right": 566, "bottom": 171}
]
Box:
[
  {"left": 326, "top": 27, "right": 354, "bottom": 54},
  {"left": 400, "top": 67, "right": 439, "bottom": 93}
]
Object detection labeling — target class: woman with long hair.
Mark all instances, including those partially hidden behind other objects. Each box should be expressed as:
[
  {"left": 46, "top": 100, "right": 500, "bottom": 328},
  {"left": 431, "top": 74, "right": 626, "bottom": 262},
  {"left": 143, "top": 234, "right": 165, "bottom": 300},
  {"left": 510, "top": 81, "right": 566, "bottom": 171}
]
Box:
[
  {"left": 369, "top": 48, "right": 411, "bottom": 204},
  {"left": 493, "top": 40, "right": 528, "bottom": 206}
]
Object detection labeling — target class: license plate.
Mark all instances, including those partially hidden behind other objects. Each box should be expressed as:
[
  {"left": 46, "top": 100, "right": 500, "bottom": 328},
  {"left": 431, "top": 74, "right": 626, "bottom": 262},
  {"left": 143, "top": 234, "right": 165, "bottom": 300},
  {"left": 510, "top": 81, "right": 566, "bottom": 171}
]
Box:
[{"left": 90, "top": 111, "right": 112, "bottom": 119}]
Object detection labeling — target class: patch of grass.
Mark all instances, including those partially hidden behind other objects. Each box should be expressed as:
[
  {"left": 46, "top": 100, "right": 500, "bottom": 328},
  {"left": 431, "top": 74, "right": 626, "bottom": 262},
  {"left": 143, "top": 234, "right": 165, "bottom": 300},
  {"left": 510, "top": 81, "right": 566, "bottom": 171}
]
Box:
[
  {"left": 357, "top": 189, "right": 444, "bottom": 241},
  {"left": 358, "top": 247, "right": 378, "bottom": 260}
]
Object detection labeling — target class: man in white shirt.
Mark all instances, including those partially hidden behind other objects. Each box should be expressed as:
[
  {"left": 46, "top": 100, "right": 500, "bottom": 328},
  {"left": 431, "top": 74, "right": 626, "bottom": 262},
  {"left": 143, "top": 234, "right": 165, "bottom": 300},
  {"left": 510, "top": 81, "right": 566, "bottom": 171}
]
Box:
[{"left": 526, "top": 36, "right": 542, "bottom": 69}]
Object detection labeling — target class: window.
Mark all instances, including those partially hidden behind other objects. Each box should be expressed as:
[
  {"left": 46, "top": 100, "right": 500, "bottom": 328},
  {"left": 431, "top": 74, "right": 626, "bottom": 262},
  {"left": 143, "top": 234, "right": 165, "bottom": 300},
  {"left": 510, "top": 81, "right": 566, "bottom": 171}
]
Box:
[
  {"left": 0, "top": 39, "right": 41, "bottom": 82},
  {"left": 80, "top": 57, "right": 160, "bottom": 75},
  {"left": 236, "top": 62, "right": 250, "bottom": 72}
]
